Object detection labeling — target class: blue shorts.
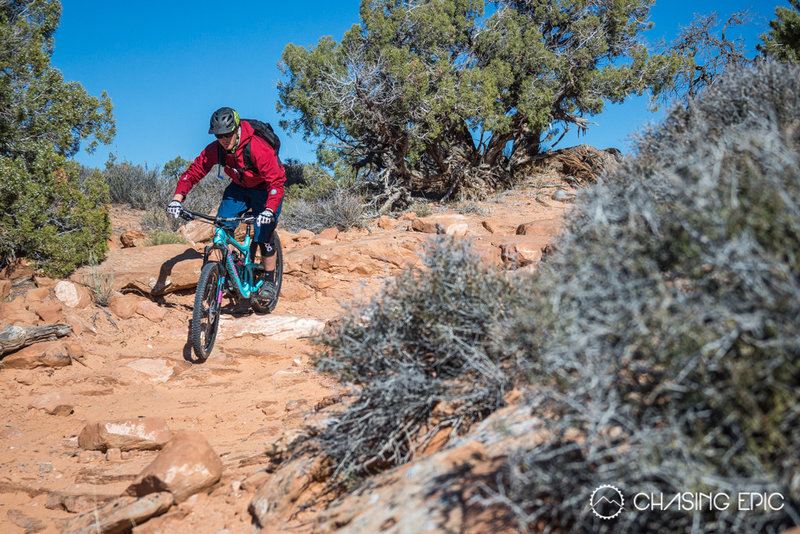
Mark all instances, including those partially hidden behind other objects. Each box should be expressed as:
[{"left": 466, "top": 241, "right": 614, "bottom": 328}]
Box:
[{"left": 217, "top": 182, "right": 282, "bottom": 243}]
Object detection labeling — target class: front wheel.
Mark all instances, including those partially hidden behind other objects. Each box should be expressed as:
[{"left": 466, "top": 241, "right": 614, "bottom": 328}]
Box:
[
  {"left": 192, "top": 261, "right": 222, "bottom": 360},
  {"left": 251, "top": 232, "right": 283, "bottom": 314}
]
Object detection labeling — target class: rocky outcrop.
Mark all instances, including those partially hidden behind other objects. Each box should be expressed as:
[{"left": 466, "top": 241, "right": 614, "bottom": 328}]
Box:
[{"left": 71, "top": 244, "right": 203, "bottom": 296}]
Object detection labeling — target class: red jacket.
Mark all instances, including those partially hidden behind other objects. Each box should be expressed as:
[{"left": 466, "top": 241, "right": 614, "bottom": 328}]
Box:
[{"left": 174, "top": 120, "right": 286, "bottom": 213}]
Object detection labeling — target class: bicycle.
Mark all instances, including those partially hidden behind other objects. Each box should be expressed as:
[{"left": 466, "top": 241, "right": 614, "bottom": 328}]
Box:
[{"left": 179, "top": 208, "right": 283, "bottom": 360}]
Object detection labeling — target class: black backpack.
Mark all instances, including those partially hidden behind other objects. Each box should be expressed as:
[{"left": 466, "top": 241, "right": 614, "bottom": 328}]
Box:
[{"left": 217, "top": 119, "right": 282, "bottom": 176}]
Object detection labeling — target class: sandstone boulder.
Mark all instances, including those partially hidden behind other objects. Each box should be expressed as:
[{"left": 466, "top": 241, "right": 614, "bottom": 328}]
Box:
[
  {"left": 126, "top": 430, "right": 223, "bottom": 503},
  {"left": 54, "top": 281, "right": 93, "bottom": 309},
  {"left": 78, "top": 417, "right": 172, "bottom": 452},
  {"left": 72, "top": 245, "right": 203, "bottom": 296}
]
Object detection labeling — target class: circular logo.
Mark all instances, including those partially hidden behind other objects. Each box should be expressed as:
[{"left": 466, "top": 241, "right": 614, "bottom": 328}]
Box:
[{"left": 590, "top": 484, "right": 624, "bottom": 520}]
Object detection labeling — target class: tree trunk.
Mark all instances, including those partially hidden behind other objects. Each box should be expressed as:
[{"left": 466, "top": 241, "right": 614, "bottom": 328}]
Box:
[{"left": 0, "top": 324, "right": 73, "bottom": 357}]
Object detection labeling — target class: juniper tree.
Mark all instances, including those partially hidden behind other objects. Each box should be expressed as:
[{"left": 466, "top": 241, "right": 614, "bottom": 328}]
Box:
[
  {"left": 278, "top": 0, "right": 683, "bottom": 207},
  {"left": 758, "top": 0, "right": 800, "bottom": 62},
  {"left": 0, "top": 0, "right": 115, "bottom": 275}
]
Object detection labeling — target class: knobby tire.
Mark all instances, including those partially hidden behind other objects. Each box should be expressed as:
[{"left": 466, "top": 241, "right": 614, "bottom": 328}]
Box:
[{"left": 192, "top": 261, "right": 222, "bottom": 360}]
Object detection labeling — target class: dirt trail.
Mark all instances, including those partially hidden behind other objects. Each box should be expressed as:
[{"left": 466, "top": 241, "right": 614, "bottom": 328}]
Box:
[{"left": 0, "top": 176, "right": 573, "bottom": 533}]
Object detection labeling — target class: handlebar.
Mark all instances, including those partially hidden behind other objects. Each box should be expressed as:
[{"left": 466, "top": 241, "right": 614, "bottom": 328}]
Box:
[{"left": 180, "top": 209, "right": 255, "bottom": 226}]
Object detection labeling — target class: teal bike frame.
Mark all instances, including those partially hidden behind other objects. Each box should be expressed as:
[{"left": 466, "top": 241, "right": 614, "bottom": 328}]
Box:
[{"left": 181, "top": 209, "right": 264, "bottom": 300}]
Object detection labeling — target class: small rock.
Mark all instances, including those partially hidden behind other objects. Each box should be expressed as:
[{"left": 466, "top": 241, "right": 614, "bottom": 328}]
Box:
[
  {"left": 24, "top": 286, "right": 50, "bottom": 303},
  {"left": 54, "top": 281, "right": 93, "bottom": 309},
  {"left": 29, "top": 300, "right": 63, "bottom": 323},
  {"left": 34, "top": 275, "right": 58, "bottom": 288},
  {"left": 106, "top": 448, "right": 123, "bottom": 462},
  {"left": 108, "top": 293, "right": 141, "bottom": 320},
  {"left": 120, "top": 229, "right": 148, "bottom": 248},
  {"left": 78, "top": 450, "right": 103, "bottom": 464},
  {"left": 295, "top": 229, "right": 315, "bottom": 241},
  {"left": 126, "top": 430, "right": 223, "bottom": 503},
  {"left": 317, "top": 228, "right": 339, "bottom": 241},
  {"left": 135, "top": 300, "right": 168, "bottom": 323},
  {"left": 78, "top": 417, "right": 172, "bottom": 452},
  {"left": 29, "top": 392, "right": 75, "bottom": 416},
  {"left": 481, "top": 220, "right": 499, "bottom": 234},
  {"left": 377, "top": 216, "right": 396, "bottom": 230},
  {"left": 1, "top": 341, "right": 73, "bottom": 369},
  {"left": 445, "top": 223, "right": 469, "bottom": 237}
]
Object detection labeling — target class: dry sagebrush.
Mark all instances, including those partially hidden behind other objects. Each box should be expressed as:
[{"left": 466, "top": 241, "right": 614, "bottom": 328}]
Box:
[
  {"left": 313, "top": 237, "right": 526, "bottom": 485},
  {"left": 476, "top": 60, "right": 800, "bottom": 533}
]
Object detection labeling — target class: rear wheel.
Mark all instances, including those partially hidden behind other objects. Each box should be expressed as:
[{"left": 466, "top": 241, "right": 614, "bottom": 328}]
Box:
[
  {"left": 192, "top": 261, "right": 222, "bottom": 360},
  {"left": 251, "top": 232, "right": 283, "bottom": 314}
]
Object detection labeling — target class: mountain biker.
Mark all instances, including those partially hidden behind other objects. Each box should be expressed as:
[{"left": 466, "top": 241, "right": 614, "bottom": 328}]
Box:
[{"left": 166, "top": 107, "right": 285, "bottom": 299}]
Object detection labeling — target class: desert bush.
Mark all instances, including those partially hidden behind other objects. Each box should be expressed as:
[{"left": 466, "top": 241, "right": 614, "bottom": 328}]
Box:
[
  {"left": 142, "top": 231, "right": 188, "bottom": 247},
  {"left": 474, "top": 61, "right": 800, "bottom": 532},
  {"left": 407, "top": 200, "right": 433, "bottom": 218},
  {"left": 281, "top": 166, "right": 367, "bottom": 232},
  {"left": 102, "top": 161, "right": 167, "bottom": 210},
  {"left": 313, "top": 237, "right": 526, "bottom": 484},
  {"left": 84, "top": 252, "right": 114, "bottom": 307},
  {"left": 451, "top": 200, "right": 488, "bottom": 216}
]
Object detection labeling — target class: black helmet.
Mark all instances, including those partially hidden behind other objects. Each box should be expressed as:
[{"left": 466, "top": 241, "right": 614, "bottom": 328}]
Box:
[{"left": 208, "top": 107, "right": 240, "bottom": 135}]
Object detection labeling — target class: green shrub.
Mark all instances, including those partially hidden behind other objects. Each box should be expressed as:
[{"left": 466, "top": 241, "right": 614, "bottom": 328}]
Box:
[
  {"left": 408, "top": 200, "right": 433, "bottom": 217},
  {"left": 0, "top": 1, "right": 114, "bottom": 276},
  {"left": 0, "top": 157, "right": 110, "bottom": 277},
  {"left": 476, "top": 61, "right": 800, "bottom": 533},
  {"left": 142, "top": 231, "right": 188, "bottom": 247},
  {"left": 313, "top": 237, "right": 526, "bottom": 484}
]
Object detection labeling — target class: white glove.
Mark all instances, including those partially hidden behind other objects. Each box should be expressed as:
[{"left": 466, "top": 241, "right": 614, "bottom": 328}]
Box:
[
  {"left": 166, "top": 200, "right": 182, "bottom": 219},
  {"left": 255, "top": 209, "right": 274, "bottom": 227}
]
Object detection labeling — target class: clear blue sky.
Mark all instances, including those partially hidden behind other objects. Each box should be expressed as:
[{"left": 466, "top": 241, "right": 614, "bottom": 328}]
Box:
[{"left": 53, "top": 1, "right": 786, "bottom": 171}]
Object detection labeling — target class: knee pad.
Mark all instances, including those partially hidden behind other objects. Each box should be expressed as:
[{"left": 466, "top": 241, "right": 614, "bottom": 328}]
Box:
[{"left": 259, "top": 241, "right": 277, "bottom": 258}]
